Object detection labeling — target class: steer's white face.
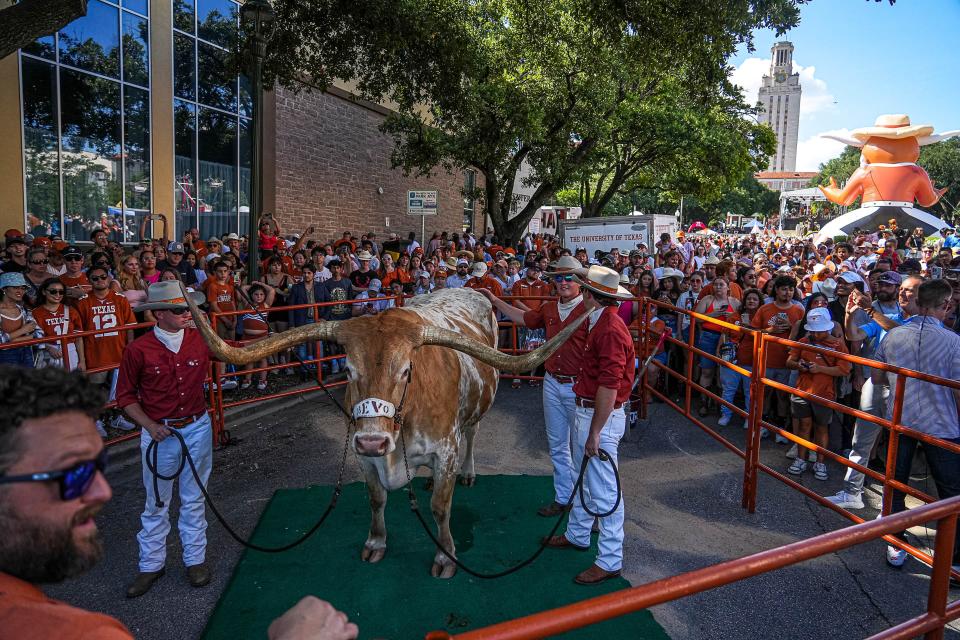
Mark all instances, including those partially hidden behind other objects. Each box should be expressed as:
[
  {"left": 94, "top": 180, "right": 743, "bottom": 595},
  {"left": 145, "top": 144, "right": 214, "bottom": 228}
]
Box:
[{"left": 337, "top": 317, "right": 419, "bottom": 458}]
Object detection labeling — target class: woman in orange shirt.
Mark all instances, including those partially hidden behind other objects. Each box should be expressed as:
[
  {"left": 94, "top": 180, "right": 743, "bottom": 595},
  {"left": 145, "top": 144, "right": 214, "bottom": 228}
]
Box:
[
  {"left": 693, "top": 277, "right": 741, "bottom": 416},
  {"left": 32, "top": 278, "right": 85, "bottom": 371},
  {"left": 394, "top": 254, "right": 414, "bottom": 285}
]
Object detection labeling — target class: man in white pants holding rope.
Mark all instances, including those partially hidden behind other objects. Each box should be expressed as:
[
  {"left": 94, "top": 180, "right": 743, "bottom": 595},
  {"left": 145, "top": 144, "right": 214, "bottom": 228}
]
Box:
[{"left": 543, "top": 265, "right": 635, "bottom": 585}]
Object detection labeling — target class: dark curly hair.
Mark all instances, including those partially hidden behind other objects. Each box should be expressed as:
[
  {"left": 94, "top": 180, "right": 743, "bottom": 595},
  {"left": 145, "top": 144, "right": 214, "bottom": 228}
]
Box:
[{"left": 0, "top": 367, "right": 105, "bottom": 474}]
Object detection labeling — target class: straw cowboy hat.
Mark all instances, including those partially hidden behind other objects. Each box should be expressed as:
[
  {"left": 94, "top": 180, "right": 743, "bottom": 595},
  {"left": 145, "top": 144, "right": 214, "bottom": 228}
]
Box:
[
  {"left": 545, "top": 255, "right": 586, "bottom": 276},
  {"left": 138, "top": 281, "right": 206, "bottom": 311},
  {"left": 824, "top": 114, "right": 958, "bottom": 147},
  {"left": 573, "top": 265, "right": 632, "bottom": 300}
]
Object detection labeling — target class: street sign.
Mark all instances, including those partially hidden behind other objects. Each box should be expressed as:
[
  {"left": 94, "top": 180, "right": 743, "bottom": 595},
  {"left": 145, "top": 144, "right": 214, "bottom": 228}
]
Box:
[{"left": 407, "top": 190, "right": 438, "bottom": 216}]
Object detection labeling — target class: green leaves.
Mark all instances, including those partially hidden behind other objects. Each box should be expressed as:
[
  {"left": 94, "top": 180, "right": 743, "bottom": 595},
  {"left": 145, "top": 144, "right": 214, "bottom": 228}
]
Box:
[{"left": 264, "top": 0, "right": 804, "bottom": 243}]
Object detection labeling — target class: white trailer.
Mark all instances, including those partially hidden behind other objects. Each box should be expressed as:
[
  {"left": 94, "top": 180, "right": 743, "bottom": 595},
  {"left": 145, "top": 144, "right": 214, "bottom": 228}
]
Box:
[{"left": 559, "top": 214, "right": 676, "bottom": 256}]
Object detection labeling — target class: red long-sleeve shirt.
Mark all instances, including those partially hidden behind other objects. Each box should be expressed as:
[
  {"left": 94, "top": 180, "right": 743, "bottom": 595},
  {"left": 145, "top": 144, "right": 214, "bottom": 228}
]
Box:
[
  {"left": 115, "top": 329, "right": 211, "bottom": 421},
  {"left": 523, "top": 300, "right": 588, "bottom": 377},
  {"left": 573, "top": 306, "right": 636, "bottom": 404}
]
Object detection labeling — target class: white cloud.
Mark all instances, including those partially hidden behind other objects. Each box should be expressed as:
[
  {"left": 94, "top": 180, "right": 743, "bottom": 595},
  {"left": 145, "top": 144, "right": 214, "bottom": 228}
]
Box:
[
  {"left": 796, "top": 128, "right": 853, "bottom": 172},
  {"left": 731, "top": 57, "right": 836, "bottom": 119}
]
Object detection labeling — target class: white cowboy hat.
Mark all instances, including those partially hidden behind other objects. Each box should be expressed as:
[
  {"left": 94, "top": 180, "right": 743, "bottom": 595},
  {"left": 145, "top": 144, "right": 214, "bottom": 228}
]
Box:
[
  {"left": 573, "top": 265, "right": 632, "bottom": 300},
  {"left": 822, "top": 114, "right": 959, "bottom": 147},
  {"left": 544, "top": 255, "right": 586, "bottom": 276},
  {"left": 137, "top": 281, "right": 206, "bottom": 311}
]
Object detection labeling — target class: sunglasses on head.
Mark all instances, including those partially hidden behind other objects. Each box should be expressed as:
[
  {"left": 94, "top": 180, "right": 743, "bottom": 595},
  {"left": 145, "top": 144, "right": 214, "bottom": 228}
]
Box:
[
  {"left": 553, "top": 274, "right": 574, "bottom": 282},
  {"left": 0, "top": 448, "right": 108, "bottom": 500}
]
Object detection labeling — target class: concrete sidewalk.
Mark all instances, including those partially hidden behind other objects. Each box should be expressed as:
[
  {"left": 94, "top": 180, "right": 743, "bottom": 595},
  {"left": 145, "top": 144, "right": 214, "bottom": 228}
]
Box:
[{"left": 47, "top": 388, "right": 959, "bottom": 639}]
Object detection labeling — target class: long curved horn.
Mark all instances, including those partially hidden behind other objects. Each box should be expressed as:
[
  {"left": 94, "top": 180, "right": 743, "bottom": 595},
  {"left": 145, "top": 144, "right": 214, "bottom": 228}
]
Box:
[
  {"left": 419, "top": 311, "right": 589, "bottom": 373},
  {"left": 182, "top": 283, "right": 340, "bottom": 365}
]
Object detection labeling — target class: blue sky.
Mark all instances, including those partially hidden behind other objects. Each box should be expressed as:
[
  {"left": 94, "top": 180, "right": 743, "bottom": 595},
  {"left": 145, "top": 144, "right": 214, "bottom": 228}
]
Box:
[{"left": 730, "top": 0, "right": 960, "bottom": 171}]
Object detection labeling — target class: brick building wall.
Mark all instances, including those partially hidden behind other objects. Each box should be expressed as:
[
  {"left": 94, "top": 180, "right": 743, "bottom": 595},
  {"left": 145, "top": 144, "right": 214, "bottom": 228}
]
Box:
[{"left": 271, "top": 86, "right": 479, "bottom": 245}]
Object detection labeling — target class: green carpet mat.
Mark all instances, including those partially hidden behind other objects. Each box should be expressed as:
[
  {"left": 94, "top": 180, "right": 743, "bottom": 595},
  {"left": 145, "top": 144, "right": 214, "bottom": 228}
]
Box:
[{"left": 203, "top": 475, "right": 669, "bottom": 639}]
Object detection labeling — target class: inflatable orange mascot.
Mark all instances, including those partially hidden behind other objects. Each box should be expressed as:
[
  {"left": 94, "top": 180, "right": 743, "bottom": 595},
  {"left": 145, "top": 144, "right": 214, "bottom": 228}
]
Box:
[{"left": 815, "top": 114, "right": 957, "bottom": 241}]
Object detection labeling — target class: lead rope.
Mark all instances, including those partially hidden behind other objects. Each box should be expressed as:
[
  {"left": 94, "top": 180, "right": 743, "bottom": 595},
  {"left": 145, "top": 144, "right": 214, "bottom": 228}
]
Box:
[
  {"left": 146, "top": 285, "right": 359, "bottom": 552},
  {"left": 398, "top": 414, "right": 621, "bottom": 579}
]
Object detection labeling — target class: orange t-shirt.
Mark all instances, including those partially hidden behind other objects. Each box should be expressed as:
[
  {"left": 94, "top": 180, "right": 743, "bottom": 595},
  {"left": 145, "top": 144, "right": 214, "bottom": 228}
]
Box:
[
  {"left": 465, "top": 275, "right": 503, "bottom": 297},
  {"left": 75, "top": 291, "right": 136, "bottom": 370},
  {"left": 33, "top": 304, "right": 80, "bottom": 340},
  {"left": 511, "top": 278, "right": 552, "bottom": 312},
  {"left": 788, "top": 336, "right": 851, "bottom": 400},
  {"left": 751, "top": 302, "right": 805, "bottom": 369},
  {"left": 0, "top": 572, "right": 133, "bottom": 640},
  {"left": 203, "top": 278, "right": 236, "bottom": 312}
]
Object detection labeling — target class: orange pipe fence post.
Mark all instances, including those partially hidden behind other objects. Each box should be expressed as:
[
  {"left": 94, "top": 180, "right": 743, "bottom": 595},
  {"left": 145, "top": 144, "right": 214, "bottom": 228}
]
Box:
[
  {"left": 882, "top": 375, "right": 907, "bottom": 517},
  {"left": 741, "top": 329, "right": 767, "bottom": 512},
  {"left": 925, "top": 513, "right": 957, "bottom": 640}
]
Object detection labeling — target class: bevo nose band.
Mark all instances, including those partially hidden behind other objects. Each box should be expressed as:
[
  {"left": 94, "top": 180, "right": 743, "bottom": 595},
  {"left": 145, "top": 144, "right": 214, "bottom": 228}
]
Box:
[{"left": 352, "top": 398, "right": 397, "bottom": 420}]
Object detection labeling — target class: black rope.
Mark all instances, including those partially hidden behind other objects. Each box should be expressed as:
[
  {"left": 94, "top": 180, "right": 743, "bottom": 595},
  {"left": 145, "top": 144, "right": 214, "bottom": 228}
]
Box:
[
  {"left": 398, "top": 424, "right": 622, "bottom": 579},
  {"left": 145, "top": 415, "right": 352, "bottom": 553}
]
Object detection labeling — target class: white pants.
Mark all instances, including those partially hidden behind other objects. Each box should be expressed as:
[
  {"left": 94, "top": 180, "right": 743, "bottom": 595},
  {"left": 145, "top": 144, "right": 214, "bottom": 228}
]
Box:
[
  {"left": 565, "top": 405, "right": 626, "bottom": 572},
  {"left": 137, "top": 414, "right": 212, "bottom": 572},
  {"left": 542, "top": 373, "right": 577, "bottom": 504}
]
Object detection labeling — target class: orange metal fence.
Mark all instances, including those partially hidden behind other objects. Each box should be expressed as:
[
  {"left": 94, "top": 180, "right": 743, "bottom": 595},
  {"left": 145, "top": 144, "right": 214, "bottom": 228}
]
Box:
[
  {"left": 427, "top": 495, "right": 960, "bottom": 640},
  {"left": 423, "top": 296, "right": 960, "bottom": 639}
]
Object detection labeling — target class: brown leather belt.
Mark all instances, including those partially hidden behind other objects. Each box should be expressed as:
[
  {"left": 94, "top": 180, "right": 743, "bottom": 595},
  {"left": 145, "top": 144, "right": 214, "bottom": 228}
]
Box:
[
  {"left": 161, "top": 414, "right": 204, "bottom": 428},
  {"left": 575, "top": 397, "right": 624, "bottom": 410},
  {"left": 549, "top": 373, "right": 577, "bottom": 384}
]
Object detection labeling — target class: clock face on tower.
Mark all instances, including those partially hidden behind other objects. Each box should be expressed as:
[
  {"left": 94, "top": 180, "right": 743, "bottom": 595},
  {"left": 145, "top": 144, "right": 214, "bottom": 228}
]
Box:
[{"left": 775, "top": 71, "right": 787, "bottom": 84}]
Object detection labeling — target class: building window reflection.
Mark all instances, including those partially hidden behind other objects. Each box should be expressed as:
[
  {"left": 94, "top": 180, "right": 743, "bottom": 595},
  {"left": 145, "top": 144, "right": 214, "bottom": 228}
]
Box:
[
  {"left": 174, "top": 0, "right": 251, "bottom": 240},
  {"left": 19, "top": 0, "right": 150, "bottom": 244}
]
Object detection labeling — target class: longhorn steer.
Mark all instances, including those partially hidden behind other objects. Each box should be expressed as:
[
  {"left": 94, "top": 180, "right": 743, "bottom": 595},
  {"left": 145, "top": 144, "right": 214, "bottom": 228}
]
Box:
[{"left": 185, "top": 287, "right": 585, "bottom": 578}]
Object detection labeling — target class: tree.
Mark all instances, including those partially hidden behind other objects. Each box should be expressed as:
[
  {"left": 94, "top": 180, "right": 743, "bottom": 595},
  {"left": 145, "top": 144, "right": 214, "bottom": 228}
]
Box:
[
  {"left": 264, "top": 0, "right": 804, "bottom": 245},
  {"left": 0, "top": 0, "right": 87, "bottom": 61},
  {"left": 563, "top": 76, "right": 776, "bottom": 218}
]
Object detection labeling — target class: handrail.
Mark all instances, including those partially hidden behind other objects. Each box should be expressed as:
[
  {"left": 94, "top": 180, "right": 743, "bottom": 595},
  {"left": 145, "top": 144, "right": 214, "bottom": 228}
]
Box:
[{"left": 427, "top": 496, "right": 960, "bottom": 640}]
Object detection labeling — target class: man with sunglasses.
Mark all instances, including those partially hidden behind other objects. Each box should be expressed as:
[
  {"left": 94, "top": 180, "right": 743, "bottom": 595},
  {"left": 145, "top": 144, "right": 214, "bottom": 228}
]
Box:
[
  {"left": 75, "top": 266, "right": 136, "bottom": 390},
  {"left": 479, "top": 256, "right": 588, "bottom": 517},
  {"left": 114, "top": 281, "right": 218, "bottom": 596},
  {"left": 60, "top": 246, "right": 91, "bottom": 300},
  {"left": 0, "top": 367, "right": 359, "bottom": 639}
]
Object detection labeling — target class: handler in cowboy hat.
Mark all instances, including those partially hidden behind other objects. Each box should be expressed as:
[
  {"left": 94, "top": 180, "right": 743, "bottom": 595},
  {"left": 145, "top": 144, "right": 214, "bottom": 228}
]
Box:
[
  {"left": 543, "top": 265, "right": 635, "bottom": 585},
  {"left": 115, "top": 282, "right": 215, "bottom": 597},
  {"left": 479, "top": 255, "right": 589, "bottom": 517}
]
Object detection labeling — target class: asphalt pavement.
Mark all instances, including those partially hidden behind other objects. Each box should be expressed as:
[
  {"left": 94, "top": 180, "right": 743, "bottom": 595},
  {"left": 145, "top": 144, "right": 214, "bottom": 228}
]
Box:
[{"left": 46, "top": 385, "right": 959, "bottom": 639}]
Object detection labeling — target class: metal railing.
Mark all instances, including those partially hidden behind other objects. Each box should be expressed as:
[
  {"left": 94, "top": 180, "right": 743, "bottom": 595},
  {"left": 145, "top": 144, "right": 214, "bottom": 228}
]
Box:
[{"left": 426, "top": 496, "right": 960, "bottom": 640}]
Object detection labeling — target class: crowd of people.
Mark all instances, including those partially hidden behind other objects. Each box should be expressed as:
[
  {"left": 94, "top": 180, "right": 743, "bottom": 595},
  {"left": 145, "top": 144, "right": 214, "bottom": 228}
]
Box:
[{"left": 2, "top": 210, "right": 960, "bottom": 638}]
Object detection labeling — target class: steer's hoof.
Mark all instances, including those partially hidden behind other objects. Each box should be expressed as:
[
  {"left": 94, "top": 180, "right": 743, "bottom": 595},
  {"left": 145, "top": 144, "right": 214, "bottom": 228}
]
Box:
[
  {"left": 431, "top": 559, "right": 457, "bottom": 579},
  {"left": 361, "top": 546, "right": 385, "bottom": 563},
  {"left": 458, "top": 474, "right": 476, "bottom": 487}
]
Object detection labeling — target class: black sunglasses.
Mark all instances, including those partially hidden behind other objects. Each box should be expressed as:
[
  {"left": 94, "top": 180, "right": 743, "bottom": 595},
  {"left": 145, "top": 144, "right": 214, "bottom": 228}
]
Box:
[
  {"left": 553, "top": 274, "right": 574, "bottom": 282},
  {"left": 166, "top": 307, "right": 190, "bottom": 315},
  {"left": 30, "top": 259, "right": 49, "bottom": 265},
  {"left": 46, "top": 288, "right": 65, "bottom": 295},
  {"left": 89, "top": 275, "right": 108, "bottom": 282},
  {"left": 0, "top": 449, "right": 108, "bottom": 500}
]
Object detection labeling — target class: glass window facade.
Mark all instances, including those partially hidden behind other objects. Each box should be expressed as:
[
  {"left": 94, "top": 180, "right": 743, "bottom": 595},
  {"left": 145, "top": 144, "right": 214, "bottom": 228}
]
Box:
[
  {"left": 174, "top": 0, "right": 251, "bottom": 240},
  {"left": 19, "top": 0, "right": 150, "bottom": 244}
]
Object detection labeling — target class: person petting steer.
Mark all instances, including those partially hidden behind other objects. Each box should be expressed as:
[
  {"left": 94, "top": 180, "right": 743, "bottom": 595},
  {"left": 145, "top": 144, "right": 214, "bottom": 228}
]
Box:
[
  {"left": 480, "top": 255, "right": 588, "bottom": 517},
  {"left": 115, "top": 282, "right": 214, "bottom": 597},
  {"left": 544, "top": 265, "right": 635, "bottom": 585}
]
